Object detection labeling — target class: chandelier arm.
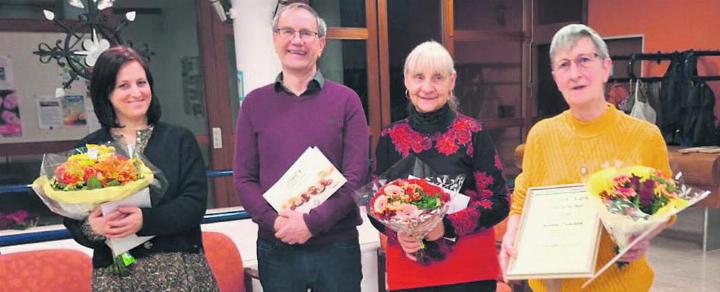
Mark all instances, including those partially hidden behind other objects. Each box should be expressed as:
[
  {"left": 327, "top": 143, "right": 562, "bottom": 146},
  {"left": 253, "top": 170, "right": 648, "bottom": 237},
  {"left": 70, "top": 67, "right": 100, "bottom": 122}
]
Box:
[{"left": 36, "top": 0, "right": 142, "bottom": 88}]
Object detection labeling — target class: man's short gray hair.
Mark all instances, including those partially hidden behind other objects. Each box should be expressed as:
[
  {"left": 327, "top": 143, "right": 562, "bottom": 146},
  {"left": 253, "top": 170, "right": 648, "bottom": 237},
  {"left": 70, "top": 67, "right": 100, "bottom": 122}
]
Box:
[
  {"left": 549, "top": 24, "right": 609, "bottom": 62},
  {"left": 272, "top": 2, "right": 327, "bottom": 38}
]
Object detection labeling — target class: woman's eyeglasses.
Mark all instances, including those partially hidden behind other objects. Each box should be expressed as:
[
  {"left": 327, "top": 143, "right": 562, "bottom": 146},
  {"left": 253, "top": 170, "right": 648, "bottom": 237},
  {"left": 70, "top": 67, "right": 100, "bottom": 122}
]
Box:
[{"left": 553, "top": 53, "right": 600, "bottom": 73}]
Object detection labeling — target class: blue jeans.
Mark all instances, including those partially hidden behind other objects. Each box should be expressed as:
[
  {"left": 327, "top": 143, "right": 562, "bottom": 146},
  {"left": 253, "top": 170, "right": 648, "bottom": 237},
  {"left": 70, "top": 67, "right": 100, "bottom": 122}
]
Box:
[{"left": 257, "top": 238, "right": 362, "bottom": 292}]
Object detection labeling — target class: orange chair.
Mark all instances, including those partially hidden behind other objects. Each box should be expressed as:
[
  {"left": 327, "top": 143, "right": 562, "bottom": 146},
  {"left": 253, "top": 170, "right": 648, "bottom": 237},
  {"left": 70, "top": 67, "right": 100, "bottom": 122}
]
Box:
[
  {"left": 0, "top": 249, "right": 92, "bottom": 292},
  {"left": 202, "top": 231, "right": 246, "bottom": 292}
]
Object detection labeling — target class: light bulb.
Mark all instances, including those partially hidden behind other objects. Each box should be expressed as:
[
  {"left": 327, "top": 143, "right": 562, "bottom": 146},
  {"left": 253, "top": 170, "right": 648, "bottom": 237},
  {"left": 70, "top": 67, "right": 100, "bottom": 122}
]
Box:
[
  {"left": 126, "top": 11, "right": 136, "bottom": 22},
  {"left": 42, "top": 9, "right": 55, "bottom": 21},
  {"left": 68, "top": 0, "right": 85, "bottom": 9}
]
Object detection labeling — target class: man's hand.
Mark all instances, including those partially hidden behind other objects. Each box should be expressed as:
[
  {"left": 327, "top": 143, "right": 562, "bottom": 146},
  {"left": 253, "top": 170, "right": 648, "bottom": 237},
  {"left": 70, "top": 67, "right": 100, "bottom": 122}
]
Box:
[
  {"left": 274, "top": 215, "right": 289, "bottom": 232},
  {"left": 105, "top": 207, "right": 143, "bottom": 238},
  {"left": 275, "top": 210, "right": 312, "bottom": 245},
  {"left": 397, "top": 232, "right": 422, "bottom": 261}
]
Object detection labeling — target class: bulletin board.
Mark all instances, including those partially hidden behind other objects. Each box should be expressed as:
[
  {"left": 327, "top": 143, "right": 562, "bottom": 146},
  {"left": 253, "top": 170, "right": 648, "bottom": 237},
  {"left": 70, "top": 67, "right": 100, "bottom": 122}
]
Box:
[{"left": 0, "top": 31, "right": 96, "bottom": 146}]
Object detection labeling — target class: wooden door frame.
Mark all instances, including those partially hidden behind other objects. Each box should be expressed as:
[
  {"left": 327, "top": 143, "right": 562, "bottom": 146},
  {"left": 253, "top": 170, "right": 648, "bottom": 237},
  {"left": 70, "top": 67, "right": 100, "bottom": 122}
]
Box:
[
  {"left": 530, "top": 0, "right": 588, "bottom": 128},
  {"left": 196, "top": 0, "right": 237, "bottom": 207},
  {"left": 319, "top": 0, "right": 382, "bottom": 157}
]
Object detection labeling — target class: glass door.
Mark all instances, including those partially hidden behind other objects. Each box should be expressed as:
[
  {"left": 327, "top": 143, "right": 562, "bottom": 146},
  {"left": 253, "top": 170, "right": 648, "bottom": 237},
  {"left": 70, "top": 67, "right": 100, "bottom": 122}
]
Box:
[
  {"left": 310, "top": 0, "right": 382, "bottom": 155},
  {"left": 375, "top": 0, "right": 531, "bottom": 176}
]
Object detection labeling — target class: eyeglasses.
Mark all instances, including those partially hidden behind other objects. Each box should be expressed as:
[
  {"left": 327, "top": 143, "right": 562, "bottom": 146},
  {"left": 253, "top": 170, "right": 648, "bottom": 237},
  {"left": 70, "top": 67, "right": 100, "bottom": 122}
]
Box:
[
  {"left": 274, "top": 27, "right": 320, "bottom": 42},
  {"left": 552, "top": 53, "right": 600, "bottom": 73}
]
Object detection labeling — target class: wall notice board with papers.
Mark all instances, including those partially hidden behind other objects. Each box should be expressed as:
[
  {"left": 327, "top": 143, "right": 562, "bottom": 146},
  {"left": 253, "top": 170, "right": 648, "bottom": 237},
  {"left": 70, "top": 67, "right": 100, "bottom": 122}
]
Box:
[{"left": 0, "top": 31, "right": 97, "bottom": 151}]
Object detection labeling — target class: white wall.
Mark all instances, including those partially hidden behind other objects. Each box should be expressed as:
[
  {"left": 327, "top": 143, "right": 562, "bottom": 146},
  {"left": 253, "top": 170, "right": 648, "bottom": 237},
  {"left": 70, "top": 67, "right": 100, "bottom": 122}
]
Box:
[
  {"left": 119, "top": 0, "right": 207, "bottom": 136},
  {"left": 230, "top": 0, "right": 282, "bottom": 100}
]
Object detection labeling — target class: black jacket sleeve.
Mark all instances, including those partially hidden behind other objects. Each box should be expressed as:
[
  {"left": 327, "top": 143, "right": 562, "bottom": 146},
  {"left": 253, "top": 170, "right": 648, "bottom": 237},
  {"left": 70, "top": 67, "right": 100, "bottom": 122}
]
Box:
[{"left": 137, "top": 127, "right": 208, "bottom": 236}]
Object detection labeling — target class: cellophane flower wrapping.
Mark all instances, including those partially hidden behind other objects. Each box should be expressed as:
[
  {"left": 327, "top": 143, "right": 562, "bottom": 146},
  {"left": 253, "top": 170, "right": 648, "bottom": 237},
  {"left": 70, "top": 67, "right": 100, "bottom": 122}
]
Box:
[
  {"left": 357, "top": 156, "right": 465, "bottom": 263},
  {"left": 31, "top": 143, "right": 167, "bottom": 220},
  {"left": 587, "top": 165, "right": 709, "bottom": 250}
]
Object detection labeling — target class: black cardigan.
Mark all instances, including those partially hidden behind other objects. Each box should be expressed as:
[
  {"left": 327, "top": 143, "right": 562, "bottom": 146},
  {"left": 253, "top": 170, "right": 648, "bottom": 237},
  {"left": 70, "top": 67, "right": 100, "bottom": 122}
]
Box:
[{"left": 63, "top": 122, "right": 209, "bottom": 268}]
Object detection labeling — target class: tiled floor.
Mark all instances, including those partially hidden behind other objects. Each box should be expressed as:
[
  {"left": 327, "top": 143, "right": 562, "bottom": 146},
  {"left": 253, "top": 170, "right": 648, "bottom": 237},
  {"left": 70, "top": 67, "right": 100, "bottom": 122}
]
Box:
[{"left": 649, "top": 207, "right": 720, "bottom": 291}]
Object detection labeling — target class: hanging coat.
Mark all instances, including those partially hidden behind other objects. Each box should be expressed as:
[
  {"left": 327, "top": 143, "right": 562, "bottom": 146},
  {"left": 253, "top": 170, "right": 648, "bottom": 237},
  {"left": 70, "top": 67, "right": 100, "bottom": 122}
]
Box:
[
  {"left": 682, "top": 53, "right": 717, "bottom": 146},
  {"left": 658, "top": 53, "right": 686, "bottom": 145}
]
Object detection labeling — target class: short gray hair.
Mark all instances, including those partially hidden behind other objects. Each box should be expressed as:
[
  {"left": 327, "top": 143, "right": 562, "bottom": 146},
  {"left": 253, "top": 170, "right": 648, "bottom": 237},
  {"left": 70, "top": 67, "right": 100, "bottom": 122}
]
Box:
[
  {"left": 272, "top": 2, "right": 327, "bottom": 38},
  {"left": 549, "top": 24, "right": 609, "bottom": 62}
]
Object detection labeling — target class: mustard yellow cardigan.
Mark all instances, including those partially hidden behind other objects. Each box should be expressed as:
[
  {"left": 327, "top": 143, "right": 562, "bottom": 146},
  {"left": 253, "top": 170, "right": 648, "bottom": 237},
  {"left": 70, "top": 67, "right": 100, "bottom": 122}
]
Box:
[{"left": 511, "top": 104, "right": 671, "bottom": 292}]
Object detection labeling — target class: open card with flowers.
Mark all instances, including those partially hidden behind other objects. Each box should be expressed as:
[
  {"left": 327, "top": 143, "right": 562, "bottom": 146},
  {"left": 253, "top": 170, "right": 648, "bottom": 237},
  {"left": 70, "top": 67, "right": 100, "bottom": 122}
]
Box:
[
  {"left": 32, "top": 143, "right": 167, "bottom": 273},
  {"left": 582, "top": 165, "right": 709, "bottom": 287},
  {"left": 263, "top": 146, "right": 347, "bottom": 214},
  {"left": 357, "top": 156, "right": 465, "bottom": 265}
]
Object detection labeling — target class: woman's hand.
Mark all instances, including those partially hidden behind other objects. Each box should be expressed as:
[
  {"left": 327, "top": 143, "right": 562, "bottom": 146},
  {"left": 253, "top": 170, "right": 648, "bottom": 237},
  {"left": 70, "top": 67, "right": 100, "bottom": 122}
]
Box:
[
  {"left": 619, "top": 236, "right": 651, "bottom": 262},
  {"left": 499, "top": 215, "right": 521, "bottom": 282},
  {"left": 87, "top": 207, "right": 122, "bottom": 236},
  {"left": 425, "top": 221, "right": 445, "bottom": 241},
  {"left": 397, "top": 231, "right": 422, "bottom": 261},
  {"left": 105, "top": 207, "right": 144, "bottom": 238},
  {"left": 619, "top": 221, "right": 668, "bottom": 262}
]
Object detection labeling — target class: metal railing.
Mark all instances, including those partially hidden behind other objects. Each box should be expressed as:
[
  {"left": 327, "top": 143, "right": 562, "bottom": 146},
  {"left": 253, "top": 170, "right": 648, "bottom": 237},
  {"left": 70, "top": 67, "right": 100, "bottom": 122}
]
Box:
[{"left": 0, "top": 169, "right": 249, "bottom": 247}]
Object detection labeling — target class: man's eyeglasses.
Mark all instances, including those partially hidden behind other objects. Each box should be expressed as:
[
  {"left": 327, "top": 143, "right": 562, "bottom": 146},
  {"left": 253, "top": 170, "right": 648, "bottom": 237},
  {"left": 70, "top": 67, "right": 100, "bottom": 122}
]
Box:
[
  {"left": 274, "top": 27, "right": 320, "bottom": 42},
  {"left": 553, "top": 53, "right": 600, "bottom": 73}
]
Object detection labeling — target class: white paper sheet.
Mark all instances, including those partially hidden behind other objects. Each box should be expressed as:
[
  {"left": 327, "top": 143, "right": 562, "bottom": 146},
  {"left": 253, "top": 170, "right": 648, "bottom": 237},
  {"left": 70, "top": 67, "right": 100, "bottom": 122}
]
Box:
[
  {"left": 36, "top": 97, "right": 62, "bottom": 129},
  {"left": 100, "top": 187, "right": 154, "bottom": 257}
]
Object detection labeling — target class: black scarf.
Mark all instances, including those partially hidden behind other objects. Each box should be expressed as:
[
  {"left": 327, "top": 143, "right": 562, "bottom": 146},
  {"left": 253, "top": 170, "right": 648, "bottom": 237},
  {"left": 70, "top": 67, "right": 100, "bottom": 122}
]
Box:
[{"left": 408, "top": 103, "right": 455, "bottom": 134}]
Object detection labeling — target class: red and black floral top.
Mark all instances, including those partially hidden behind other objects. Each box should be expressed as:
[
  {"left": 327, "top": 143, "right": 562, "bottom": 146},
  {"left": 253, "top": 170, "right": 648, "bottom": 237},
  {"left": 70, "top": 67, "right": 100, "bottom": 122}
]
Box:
[{"left": 371, "top": 104, "right": 509, "bottom": 290}]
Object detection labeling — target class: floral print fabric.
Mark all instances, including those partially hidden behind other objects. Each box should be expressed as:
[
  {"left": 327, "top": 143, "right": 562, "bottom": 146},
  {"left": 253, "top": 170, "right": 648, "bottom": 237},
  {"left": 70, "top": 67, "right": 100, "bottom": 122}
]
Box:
[{"left": 373, "top": 111, "right": 510, "bottom": 261}]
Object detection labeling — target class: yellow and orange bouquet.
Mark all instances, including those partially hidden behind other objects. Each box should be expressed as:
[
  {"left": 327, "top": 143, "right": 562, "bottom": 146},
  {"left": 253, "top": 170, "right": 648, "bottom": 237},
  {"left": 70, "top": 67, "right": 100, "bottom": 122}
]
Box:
[
  {"left": 587, "top": 165, "right": 709, "bottom": 250},
  {"left": 32, "top": 144, "right": 157, "bottom": 220}
]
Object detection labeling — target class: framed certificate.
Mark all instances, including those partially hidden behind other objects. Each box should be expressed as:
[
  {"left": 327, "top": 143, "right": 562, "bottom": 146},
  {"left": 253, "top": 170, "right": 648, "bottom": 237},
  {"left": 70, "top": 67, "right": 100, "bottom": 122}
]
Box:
[{"left": 506, "top": 184, "right": 601, "bottom": 280}]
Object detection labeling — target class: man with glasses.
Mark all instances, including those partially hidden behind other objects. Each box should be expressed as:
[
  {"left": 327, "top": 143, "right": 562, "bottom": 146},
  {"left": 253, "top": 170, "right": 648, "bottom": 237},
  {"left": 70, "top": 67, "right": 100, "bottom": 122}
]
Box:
[{"left": 233, "top": 3, "right": 368, "bottom": 292}]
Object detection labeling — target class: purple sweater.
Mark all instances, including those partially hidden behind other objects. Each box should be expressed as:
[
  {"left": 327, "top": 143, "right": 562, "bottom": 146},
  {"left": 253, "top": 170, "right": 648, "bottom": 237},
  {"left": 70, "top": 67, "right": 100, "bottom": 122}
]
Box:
[{"left": 233, "top": 80, "right": 369, "bottom": 245}]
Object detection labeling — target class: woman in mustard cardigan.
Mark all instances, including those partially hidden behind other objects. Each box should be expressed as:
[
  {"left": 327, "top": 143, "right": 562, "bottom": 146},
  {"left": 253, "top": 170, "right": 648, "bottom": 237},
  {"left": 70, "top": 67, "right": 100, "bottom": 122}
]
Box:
[{"left": 499, "top": 24, "right": 672, "bottom": 291}]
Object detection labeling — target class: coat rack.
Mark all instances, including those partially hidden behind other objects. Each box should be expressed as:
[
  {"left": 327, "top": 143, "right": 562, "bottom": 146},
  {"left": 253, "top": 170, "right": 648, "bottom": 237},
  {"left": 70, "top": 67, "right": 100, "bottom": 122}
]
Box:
[{"left": 608, "top": 50, "right": 720, "bottom": 83}]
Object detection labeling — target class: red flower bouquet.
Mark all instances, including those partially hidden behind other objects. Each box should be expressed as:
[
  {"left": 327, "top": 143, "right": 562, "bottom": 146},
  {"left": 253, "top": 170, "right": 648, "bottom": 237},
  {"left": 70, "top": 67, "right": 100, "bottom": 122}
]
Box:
[
  {"left": 368, "top": 177, "right": 454, "bottom": 264},
  {"left": 370, "top": 178, "right": 450, "bottom": 223},
  {"left": 355, "top": 156, "right": 466, "bottom": 264}
]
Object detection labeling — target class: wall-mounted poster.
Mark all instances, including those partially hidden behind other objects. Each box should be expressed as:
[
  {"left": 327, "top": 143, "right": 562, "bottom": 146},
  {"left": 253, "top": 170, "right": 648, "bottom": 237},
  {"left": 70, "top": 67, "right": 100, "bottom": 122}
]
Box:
[
  {"left": 62, "top": 95, "right": 86, "bottom": 126},
  {"left": 0, "top": 56, "right": 15, "bottom": 90},
  {"left": 36, "top": 97, "right": 62, "bottom": 130},
  {"left": 0, "top": 90, "right": 22, "bottom": 137}
]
